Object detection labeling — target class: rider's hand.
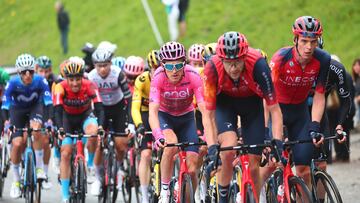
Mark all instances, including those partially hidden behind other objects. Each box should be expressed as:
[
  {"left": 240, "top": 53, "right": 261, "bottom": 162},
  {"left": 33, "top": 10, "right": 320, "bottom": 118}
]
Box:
[
  {"left": 57, "top": 127, "right": 66, "bottom": 140},
  {"left": 127, "top": 123, "right": 136, "bottom": 137},
  {"left": 98, "top": 125, "right": 105, "bottom": 137},
  {"left": 309, "top": 121, "right": 324, "bottom": 147},
  {"left": 153, "top": 128, "right": 166, "bottom": 150},
  {"left": 270, "top": 139, "right": 283, "bottom": 163},
  {"left": 136, "top": 123, "right": 145, "bottom": 136},
  {"left": 335, "top": 125, "right": 346, "bottom": 143},
  {"left": 4, "top": 120, "right": 11, "bottom": 133},
  {"left": 44, "top": 119, "right": 54, "bottom": 132}
]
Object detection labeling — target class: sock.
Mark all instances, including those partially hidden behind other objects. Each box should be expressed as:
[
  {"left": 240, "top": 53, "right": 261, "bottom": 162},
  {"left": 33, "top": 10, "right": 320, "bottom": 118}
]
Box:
[
  {"left": 35, "top": 149, "right": 44, "bottom": 169},
  {"left": 44, "top": 164, "right": 49, "bottom": 176},
  {"left": 11, "top": 163, "right": 20, "bottom": 182},
  {"left": 161, "top": 180, "right": 170, "bottom": 191},
  {"left": 218, "top": 184, "right": 229, "bottom": 203},
  {"left": 61, "top": 179, "right": 70, "bottom": 201},
  {"left": 54, "top": 147, "right": 61, "bottom": 159},
  {"left": 141, "top": 185, "right": 149, "bottom": 201},
  {"left": 94, "top": 164, "right": 103, "bottom": 180},
  {"left": 87, "top": 153, "right": 94, "bottom": 168}
]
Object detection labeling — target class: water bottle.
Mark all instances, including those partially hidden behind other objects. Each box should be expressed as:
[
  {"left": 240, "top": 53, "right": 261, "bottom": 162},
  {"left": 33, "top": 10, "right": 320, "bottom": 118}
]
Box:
[{"left": 277, "top": 184, "right": 284, "bottom": 203}]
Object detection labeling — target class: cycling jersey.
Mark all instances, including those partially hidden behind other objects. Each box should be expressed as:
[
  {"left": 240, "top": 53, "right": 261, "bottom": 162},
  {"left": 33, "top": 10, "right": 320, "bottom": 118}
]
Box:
[
  {"left": 53, "top": 79, "right": 102, "bottom": 115},
  {"left": 87, "top": 65, "right": 131, "bottom": 106},
  {"left": 270, "top": 47, "right": 330, "bottom": 104},
  {"left": 0, "top": 67, "right": 10, "bottom": 96},
  {"left": 1, "top": 74, "right": 52, "bottom": 109},
  {"left": 132, "top": 71, "right": 151, "bottom": 127},
  {"left": 149, "top": 65, "right": 204, "bottom": 116},
  {"left": 203, "top": 48, "right": 277, "bottom": 111}
]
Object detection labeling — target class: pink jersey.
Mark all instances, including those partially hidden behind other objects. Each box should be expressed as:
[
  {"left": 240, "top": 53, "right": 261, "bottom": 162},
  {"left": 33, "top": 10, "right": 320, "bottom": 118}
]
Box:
[{"left": 150, "top": 65, "right": 204, "bottom": 116}]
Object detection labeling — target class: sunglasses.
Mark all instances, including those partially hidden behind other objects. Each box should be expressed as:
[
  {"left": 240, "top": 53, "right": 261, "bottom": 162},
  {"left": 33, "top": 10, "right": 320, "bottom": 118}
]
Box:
[
  {"left": 163, "top": 62, "right": 185, "bottom": 71},
  {"left": 20, "top": 70, "right": 35, "bottom": 75},
  {"left": 222, "top": 59, "right": 242, "bottom": 67}
]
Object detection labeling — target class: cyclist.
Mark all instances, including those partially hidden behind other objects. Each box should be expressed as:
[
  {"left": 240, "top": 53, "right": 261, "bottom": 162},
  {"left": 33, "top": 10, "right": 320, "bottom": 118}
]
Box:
[
  {"left": 112, "top": 56, "right": 126, "bottom": 70},
  {"left": 34, "top": 55, "right": 59, "bottom": 189},
  {"left": 188, "top": 43, "right": 205, "bottom": 69},
  {"left": 149, "top": 41, "right": 206, "bottom": 203},
  {"left": 0, "top": 66, "right": 10, "bottom": 132},
  {"left": 123, "top": 56, "right": 146, "bottom": 92},
  {"left": 270, "top": 16, "right": 330, "bottom": 188},
  {"left": 202, "top": 31, "right": 283, "bottom": 202},
  {"left": 53, "top": 57, "right": 104, "bottom": 203},
  {"left": 203, "top": 42, "right": 217, "bottom": 62},
  {"left": 87, "top": 49, "right": 132, "bottom": 195},
  {"left": 2, "top": 53, "right": 53, "bottom": 198},
  {"left": 131, "top": 49, "right": 160, "bottom": 203}
]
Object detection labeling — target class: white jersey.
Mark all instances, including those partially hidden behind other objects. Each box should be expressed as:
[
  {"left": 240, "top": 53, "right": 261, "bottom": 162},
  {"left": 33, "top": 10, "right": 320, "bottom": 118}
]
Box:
[{"left": 88, "top": 65, "right": 124, "bottom": 106}]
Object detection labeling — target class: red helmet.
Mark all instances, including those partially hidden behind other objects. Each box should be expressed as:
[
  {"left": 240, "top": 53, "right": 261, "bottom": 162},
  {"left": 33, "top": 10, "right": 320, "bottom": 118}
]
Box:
[
  {"left": 216, "top": 31, "right": 248, "bottom": 60},
  {"left": 292, "top": 16, "right": 323, "bottom": 38}
]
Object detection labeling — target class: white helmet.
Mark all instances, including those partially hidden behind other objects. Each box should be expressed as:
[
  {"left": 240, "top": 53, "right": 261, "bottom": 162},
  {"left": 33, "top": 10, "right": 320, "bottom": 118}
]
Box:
[
  {"left": 92, "top": 49, "right": 112, "bottom": 63},
  {"left": 69, "top": 56, "right": 85, "bottom": 66},
  {"left": 15, "top": 53, "right": 35, "bottom": 72},
  {"left": 97, "top": 41, "right": 117, "bottom": 54}
]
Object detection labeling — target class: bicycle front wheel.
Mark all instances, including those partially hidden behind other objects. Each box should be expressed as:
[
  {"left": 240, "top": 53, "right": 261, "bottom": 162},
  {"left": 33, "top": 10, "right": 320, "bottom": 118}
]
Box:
[
  {"left": 244, "top": 183, "right": 256, "bottom": 203},
  {"left": 0, "top": 145, "right": 4, "bottom": 197},
  {"left": 180, "top": 173, "right": 194, "bottom": 203},
  {"left": 314, "top": 170, "right": 343, "bottom": 203},
  {"left": 24, "top": 153, "right": 35, "bottom": 203},
  {"left": 75, "top": 159, "right": 86, "bottom": 203},
  {"left": 288, "top": 176, "right": 313, "bottom": 203}
]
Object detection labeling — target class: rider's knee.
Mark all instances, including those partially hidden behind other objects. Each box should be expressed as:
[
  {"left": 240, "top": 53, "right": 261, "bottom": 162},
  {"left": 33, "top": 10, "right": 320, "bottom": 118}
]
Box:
[
  {"left": 61, "top": 149, "right": 72, "bottom": 161},
  {"left": 141, "top": 150, "right": 152, "bottom": 162},
  {"left": 12, "top": 137, "right": 23, "bottom": 149},
  {"left": 221, "top": 150, "right": 236, "bottom": 165}
]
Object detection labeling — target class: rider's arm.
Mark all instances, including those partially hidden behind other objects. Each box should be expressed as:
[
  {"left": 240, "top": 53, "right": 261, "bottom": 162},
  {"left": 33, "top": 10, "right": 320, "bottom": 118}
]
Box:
[
  {"left": 202, "top": 60, "right": 219, "bottom": 146},
  {"left": 1, "top": 79, "right": 14, "bottom": 121},
  {"left": 54, "top": 105, "right": 64, "bottom": 128},
  {"left": 53, "top": 83, "right": 65, "bottom": 128},
  {"left": 131, "top": 76, "right": 143, "bottom": 127},
  {"left": 118, "top": 71, "right": 131, "bottom": 100},
  {"left": 93, "top": 102, "right": 105, "bottom": 127},
  {"left": 253, "top": 58, "right": 283, "bottom": 140}
]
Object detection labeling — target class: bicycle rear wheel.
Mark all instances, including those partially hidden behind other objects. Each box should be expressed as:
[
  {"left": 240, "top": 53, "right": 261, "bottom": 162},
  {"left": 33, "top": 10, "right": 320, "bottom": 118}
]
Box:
[
  {"left": 130, "top": 150, "right": 141, "bottom": 203},
  {"left": 266, "top": 168, "right": 283, "bottom": 203},
  {"left": 314, "top": 170, "right": 343, "bottom": 203},
  {"left": 149, "top": 161, "right": 161, "bottom": 203},
  {"left": 111, "top": 154, "right": 119, "bottom": 203},
  {"left": 180, "top": 173, "right": 194, "bottom": 203},
  {"left": 0, "top": 145, "right": 4, "bottom": 197},
  {"left": 244, "top": 183, "right": 256, "bottom": 203},
  {"left": 287, "top": 176, "right": 313, "bottom": 203},
  {"left": 24, "top": 152, "right": 34, "bottom": 203},
  {"left": 120, "top": 157, "right": 132, "bottom": 203},
  {"left": 229, "top": 166, "right": 241, "bottom": 203}
]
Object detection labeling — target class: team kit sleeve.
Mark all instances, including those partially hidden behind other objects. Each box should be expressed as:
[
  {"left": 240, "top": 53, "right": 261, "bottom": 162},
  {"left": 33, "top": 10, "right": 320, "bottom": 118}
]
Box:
[
  {"left": 191, "top": 70, "right": 205, "bottom": 104},
  {"left": 1, "top": 81, "right": 14, "bottom": 111},
  {"left": 203, "top": 61, "right": 218, "bottom": 110},
  {"left": 40, "top": 77, "right": 53, "bottom": 106},
  {"left": 149, "top": 72, "right": 161, "bottom": 104},
  {"left": 253, "top": 58, "right": 278, "bottom": 105},
  {"left": 315, "top": 53, "right": 331, "bottom": 94},
  {"left": 131, "top": 77, "right": 144, "bottom": 127},
  {"left": 118, "top": 71, "right": 132, "bottom": 100}
]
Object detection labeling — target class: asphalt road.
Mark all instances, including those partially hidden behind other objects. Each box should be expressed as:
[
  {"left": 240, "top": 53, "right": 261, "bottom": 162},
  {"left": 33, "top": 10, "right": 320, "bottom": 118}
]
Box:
[{"left": 1, "top": 133, "right": 359, "bottom": 202}]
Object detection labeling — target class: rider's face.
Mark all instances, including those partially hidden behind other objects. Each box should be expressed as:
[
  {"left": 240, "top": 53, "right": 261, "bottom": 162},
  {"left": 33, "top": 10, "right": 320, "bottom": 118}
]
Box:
[
  {"left": 222, "top": 59, "right": 245, "bottom": 80},
  {"left": 20, "top": 70, "right": 34, "bottom": 85},
  {"left": 295, "top": 36, "right": 318, "bottom": 61},
  {"left": 36, "top": 67, "right": 52, "bottom": 79},
  {"left": 95, "top": 62, "right": 111, "bottom": 78},
  {"left": 67, "top": 76, "right": 82, "bottom": 93},
  {"left": 163, "top": 60, "right": 185, "bottom": 84}
]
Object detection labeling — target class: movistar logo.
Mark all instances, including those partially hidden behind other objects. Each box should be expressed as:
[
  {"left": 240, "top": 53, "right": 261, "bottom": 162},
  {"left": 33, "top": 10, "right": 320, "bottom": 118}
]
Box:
[{"left": 17, "top": 92, "right": 39, "bottom": 102}]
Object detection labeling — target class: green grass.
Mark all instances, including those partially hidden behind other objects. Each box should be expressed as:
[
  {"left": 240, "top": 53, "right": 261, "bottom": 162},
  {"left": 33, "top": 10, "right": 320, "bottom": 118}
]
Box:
[{"left": 0, "top": 0, "right": 359, "bottom": 72}]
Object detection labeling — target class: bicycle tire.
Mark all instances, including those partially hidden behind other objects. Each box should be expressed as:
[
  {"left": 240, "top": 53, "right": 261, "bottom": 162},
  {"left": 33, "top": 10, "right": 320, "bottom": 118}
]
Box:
[
  {"left": 244, "top": 183, "right": 256, "bottom": 203},
  {"left": 35, "top": 179, "right": 42, "bottom": 203},
  {"left": 130, "top": 150, "right": 141, "bottom": 203},
  {"left": 266, "top": 168, "right": 283, "bottom": 203},
  {"left": 0, "top": 146, "right": 4, "bottom": 197},
  {"left": 74, "top": 159, "right": 86, "bottom": 203},
  {"left": 149, "top": 161, "right": 161, "bottom": 203},
  {"left": 105, "top": 152, "right": 112, "bottom": 203},
  {"left": 24, "top": 152, "right": 34, "bottom": 203},
  {"left": 180, "top": 173, "right": 194, "bottom": 203},
  {"left": 314, "top": 170, "right": 343, "bottom": 203},
  {"left": 229, "top": 166, "right": 241, "bottom": 203},
  {"left": 121, "top": 156, "right": 132, "bottom": 203},
  {"left": 111, "top": 154, "right": 119, "bottom": 203},
  {"left": 287, "top": 176, "right": 313, "bottom": 203}
]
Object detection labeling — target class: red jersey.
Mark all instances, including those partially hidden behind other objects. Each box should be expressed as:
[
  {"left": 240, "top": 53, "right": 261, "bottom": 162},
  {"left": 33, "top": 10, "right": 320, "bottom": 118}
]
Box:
[
  {"left": 270, "top": 47, "right": 330, "bottom": 104},
  {"left": 53, "top": 79, "right": 102, "bottom": 114},
  {"left": 203, "top": 47, "right": 277, "bottom": 110}
]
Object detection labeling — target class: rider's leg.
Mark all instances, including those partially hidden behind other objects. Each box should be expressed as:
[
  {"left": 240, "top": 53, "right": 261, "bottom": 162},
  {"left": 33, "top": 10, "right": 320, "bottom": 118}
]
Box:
[
  {"left": 31, "top": 120, "right": 45, "bottom": 171},
  {"left": 60, "top": 141, "right": 73, "bottom": 201},
  {"left": 160, "top": 129, "right": 178, "bottom": 190},
  {"left": 42, "top": 133, "right": 51, "bottom": 175}
]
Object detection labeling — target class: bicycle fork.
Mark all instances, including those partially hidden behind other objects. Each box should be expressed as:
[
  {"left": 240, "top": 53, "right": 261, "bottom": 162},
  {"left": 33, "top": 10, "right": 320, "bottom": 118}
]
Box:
[{"left": 239, "top": 154, "right": 258, "bottom": 203}]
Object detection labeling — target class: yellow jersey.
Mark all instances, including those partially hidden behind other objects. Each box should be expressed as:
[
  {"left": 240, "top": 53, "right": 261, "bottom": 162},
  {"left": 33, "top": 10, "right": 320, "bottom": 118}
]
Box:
[{"left": 131, "top": 71, "right": 151, "bottom": 127}]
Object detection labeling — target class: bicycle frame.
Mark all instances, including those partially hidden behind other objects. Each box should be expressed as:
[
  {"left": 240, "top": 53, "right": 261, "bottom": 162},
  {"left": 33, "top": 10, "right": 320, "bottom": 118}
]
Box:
[
  {"left": 281, "top": 149, "right": 296, "bottom": 202},
  {"left": 23, "top": 131, "right": 37, "bottom": 189}
]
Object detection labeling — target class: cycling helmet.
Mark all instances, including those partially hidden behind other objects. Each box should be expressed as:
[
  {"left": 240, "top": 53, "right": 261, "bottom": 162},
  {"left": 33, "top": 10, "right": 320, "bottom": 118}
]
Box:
[
  {"left": 97, "top": 41, "right": 117, "bottom": 54},
  {"left": 64, "top": 57, "right": 85, "bottom": 77},
  {"left": 292, "top": 16, "right": 323, "bottom": 38},
  {"left": 124, "top": 56, "right": 145, "bottom": 76},
  {"left": 92, "top": 49, "right": 112, "bottom": 63},
  {"left": 36, "top": 55, "right": 52, "bottom": 69},
  {"left": 112, "top": 56, "right": 126, "bottom": 69},
  {"left": 216, "top": 31, "right": 248, "bottom": 60},
  {"left": 16, "top": 53, "right": 35, "bottom": 72},
  {"left": 146, "top": 50, "right": 160, "bottom": 69},
  {"left": 81, "top": 42, "right": 95, "bottom": 54},
  {"left": 188, "top": 44, "right": 205, "bottom": 62},
  {"left": 318, "top": 37, "right": 324, "bottom": 49},
  {"left": 59, "top": 59, "right": 69, "bottom": 78},
  {"left": 159, "top": 41, "right": 186, "bottom": 61}
]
